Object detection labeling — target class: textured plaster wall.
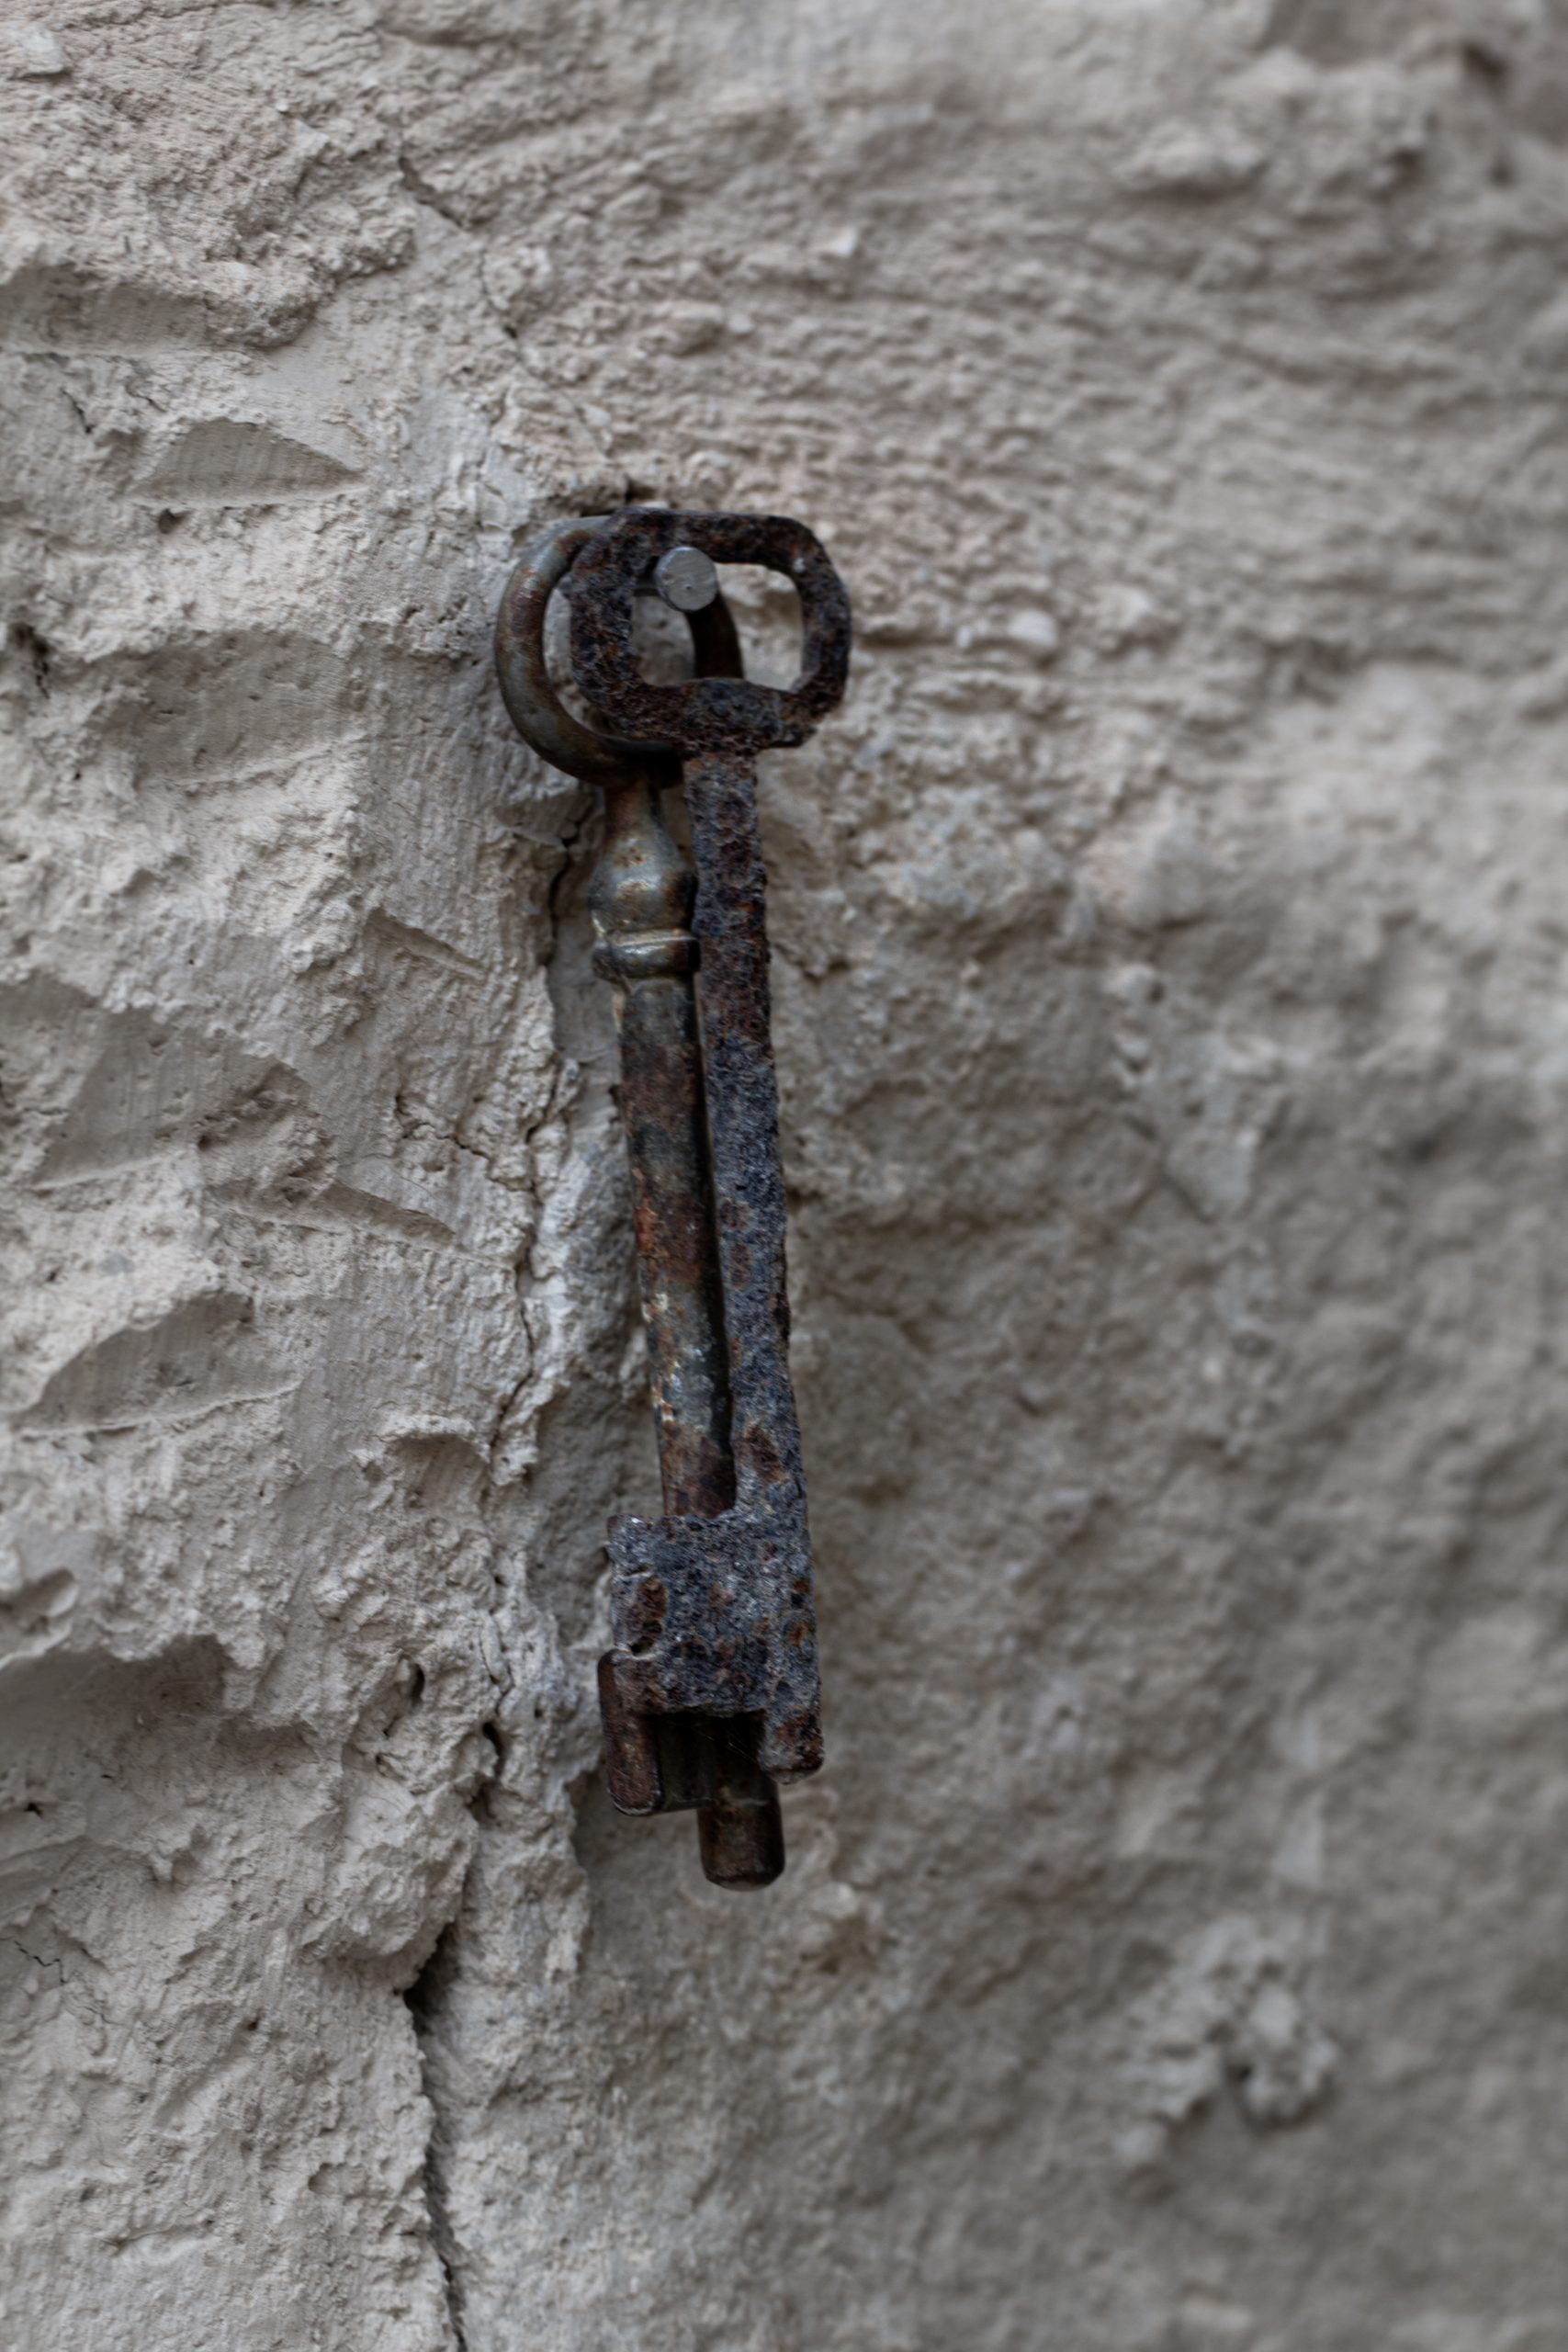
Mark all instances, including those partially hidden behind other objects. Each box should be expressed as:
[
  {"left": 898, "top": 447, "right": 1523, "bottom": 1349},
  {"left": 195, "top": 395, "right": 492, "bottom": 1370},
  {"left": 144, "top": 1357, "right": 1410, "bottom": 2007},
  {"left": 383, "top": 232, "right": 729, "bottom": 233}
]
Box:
[{"left": 4, "top": 2, "right": 1568, "bottom": 2346}]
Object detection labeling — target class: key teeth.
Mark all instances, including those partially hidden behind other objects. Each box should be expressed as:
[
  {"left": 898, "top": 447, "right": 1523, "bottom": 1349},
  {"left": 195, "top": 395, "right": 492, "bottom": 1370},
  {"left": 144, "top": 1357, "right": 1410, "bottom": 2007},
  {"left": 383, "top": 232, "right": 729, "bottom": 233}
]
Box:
[
  {"left": 760, "top": 1708, "right": 825, "bottom": 1783},
  {"left": 698, "top": 1781, "right": 784, "bottom": 1890},
  {"left": 598, "top": 1652, "right": 664, "bottom": 1815},
  {"left": 605, "top": 1509, "right": 819, "bottom": 1717},
  {"left": 597, "top": 1654, "right": 787, "bottom": 1889}
]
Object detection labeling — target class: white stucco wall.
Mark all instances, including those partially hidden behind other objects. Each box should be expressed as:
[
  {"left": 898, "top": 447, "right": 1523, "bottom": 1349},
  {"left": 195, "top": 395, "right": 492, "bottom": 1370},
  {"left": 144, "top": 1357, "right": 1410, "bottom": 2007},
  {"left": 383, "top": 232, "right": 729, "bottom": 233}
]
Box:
[{"left": 4, "top": 3, "right": 1567, "bottom": 2346}]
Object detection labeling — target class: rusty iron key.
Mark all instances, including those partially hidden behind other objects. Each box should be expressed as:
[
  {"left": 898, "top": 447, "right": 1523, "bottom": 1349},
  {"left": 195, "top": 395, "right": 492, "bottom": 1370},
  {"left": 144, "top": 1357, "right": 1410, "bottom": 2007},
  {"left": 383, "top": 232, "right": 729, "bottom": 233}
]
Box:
[{"left": 495, "top": 508, "right": 851, "bottom": 1888}]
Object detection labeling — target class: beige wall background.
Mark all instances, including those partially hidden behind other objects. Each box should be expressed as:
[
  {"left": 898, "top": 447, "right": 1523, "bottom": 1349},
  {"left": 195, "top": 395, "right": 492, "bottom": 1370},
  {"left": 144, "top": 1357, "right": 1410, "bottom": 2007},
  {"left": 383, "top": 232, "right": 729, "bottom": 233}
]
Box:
[{"left": 4, "top": 2, "right": 1567, "bottom": 2346}]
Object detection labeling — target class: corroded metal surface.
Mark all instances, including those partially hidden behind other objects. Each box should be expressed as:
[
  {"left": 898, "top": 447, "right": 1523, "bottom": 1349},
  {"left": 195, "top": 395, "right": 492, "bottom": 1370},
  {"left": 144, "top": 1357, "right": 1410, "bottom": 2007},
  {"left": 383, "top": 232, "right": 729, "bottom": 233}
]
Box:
[
  {"left": 567, "top": 505, "right": 852, "bottom": 754},
  {"left": 495, "top": 509, "right": 851, "bottom": 1888}
]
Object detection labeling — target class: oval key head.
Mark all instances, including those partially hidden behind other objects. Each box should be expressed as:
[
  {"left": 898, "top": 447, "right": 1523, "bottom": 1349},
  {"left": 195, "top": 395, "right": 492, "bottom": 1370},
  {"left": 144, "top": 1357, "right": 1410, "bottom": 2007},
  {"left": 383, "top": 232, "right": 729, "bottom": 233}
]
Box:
[{"left": 568, "top": 508, "right": 852, "bottom": 757}]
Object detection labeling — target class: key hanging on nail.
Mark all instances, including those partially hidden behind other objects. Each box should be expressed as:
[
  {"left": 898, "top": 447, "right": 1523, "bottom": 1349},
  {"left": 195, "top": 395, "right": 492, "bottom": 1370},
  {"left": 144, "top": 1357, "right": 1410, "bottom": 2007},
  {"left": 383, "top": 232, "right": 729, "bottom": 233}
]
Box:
[{"left": 495, "top": 508, "right": 852, "bottom": 1888}]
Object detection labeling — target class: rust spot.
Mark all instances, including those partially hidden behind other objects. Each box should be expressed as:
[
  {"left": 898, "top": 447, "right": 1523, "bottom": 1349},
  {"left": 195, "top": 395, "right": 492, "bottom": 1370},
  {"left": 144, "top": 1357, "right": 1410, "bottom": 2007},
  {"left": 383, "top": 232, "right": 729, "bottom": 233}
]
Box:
[{"left": 625, "top": 1576, "right": 668, "bottom": 1654}]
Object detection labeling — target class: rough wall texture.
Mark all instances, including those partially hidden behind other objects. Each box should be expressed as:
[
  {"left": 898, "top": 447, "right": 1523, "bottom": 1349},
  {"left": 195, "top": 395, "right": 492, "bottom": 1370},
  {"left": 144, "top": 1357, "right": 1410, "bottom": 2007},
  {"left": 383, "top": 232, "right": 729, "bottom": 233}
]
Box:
[{"left": 4, "top": 2, "right": 1568, "bottom": 2346}]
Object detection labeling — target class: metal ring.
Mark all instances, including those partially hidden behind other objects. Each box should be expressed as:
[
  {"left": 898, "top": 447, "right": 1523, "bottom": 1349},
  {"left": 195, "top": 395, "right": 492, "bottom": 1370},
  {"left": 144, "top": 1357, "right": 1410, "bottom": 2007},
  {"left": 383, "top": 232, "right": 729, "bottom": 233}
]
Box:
[
  {"left": 494, "top": 515, "right": 744, "bottom": 787},
  {"left": 566, "top": 508, "right": 851, "bottom": 756}
]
